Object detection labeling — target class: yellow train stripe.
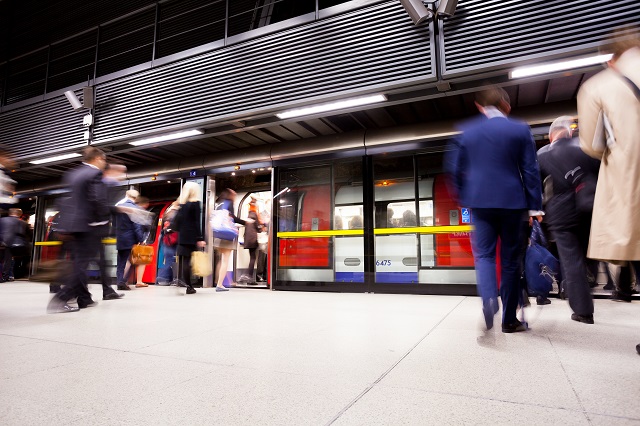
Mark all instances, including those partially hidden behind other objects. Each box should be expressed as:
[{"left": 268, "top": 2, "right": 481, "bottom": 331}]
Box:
[
  {"left": 35, "top": 238, "right": 117, "bottom": 246},
  {"left": 277, "top": 225, "right": 473, "bottom": 238}
]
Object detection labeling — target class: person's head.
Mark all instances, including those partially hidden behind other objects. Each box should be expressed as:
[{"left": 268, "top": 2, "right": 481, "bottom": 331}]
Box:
[
  {"left": 218, "top": 188, "right": 237, "bottom": 202},
  {"left": 8, "top": 208, "right": 22, "bottom": 217},
  {"left": 180, "top": 181, "right": 201, "bottom": 204},
  {"left": 0, "top": 146, "right": 15, "bottom": 169},
  {"left": 135, "top": 196, "right": 149, "bottom": 209},
  {"left": 548, "top": 116, "right": 575, "bottom": 143},
  {"left": 104, "top": 163, "right": 127, "bottom": 181},
  {"left": 601, "top": 25, "right": 640, "bottom": 67},
  {"left": 83, "top": 147, "right": 107, "bottom": 170},
  {"left": 475, "top": 85, "right": 511, "bottom": 116},
  {"left": 125, "top": 189, "right": 139, "bottom": 201}
]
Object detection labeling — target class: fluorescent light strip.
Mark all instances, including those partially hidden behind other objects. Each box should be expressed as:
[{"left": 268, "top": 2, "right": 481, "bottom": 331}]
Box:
[
  {"left": 129, "top": 129, "right": 204, "bottom": 146},
  {"left": 510, "top": 54, "right": 613, "bottom": 79},
  {"left": 276, "top": 94, "right": 387, "bottom": 119},
  {"left": 30, "top": 153, "right": 82, "bottom": 165}
]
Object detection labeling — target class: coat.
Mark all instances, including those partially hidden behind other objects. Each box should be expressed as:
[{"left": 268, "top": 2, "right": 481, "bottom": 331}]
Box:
[
  {"left": 60, "top": 163, "right": 111, "bottom": 233},
  {"left": 174, "top": 201, "right": 203, "bottom": 252},
  {"left": 114, "top": 198, "right": 145, "bottom": 250},
  {"left": 243, "top": 210, "right": 262, "bottom": 249},
  {"left": 446, "top": 114, "right": 542, "bottom": 211},
  {"left": 577, "top": 47, "right": 640, "bottom": 261}
]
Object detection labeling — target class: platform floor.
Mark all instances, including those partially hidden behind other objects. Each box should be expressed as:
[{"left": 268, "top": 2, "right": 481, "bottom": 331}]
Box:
[{"left": 0, "top": 282, "right": 638, "bottom": 425}]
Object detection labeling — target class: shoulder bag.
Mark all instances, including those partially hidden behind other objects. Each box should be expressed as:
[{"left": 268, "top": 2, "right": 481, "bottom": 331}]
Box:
[{"left": 131, "top": 244, "right": 154, "bottom": 265}]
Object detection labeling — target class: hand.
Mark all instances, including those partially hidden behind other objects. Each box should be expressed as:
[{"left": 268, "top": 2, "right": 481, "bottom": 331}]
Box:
[
  {"left": 196, "top": 241, "right": 206, "bottom": 248},
  {"left": 246, "top": 218, "right": 255, "bottom": 224}
]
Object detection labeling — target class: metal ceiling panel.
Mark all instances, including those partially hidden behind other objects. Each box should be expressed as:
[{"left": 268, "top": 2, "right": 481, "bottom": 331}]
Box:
[
  {"left": 442, "top": 0, "right": 638, "bottom": 76},
  {"left": 93, "top": 1, "right": 435, "bottom": 145}
]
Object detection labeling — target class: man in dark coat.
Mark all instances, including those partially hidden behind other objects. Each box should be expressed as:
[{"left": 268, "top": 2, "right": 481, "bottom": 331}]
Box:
[
  {"left": 47, "top": 147, "right": 111, "bottom": 313},
  {"left": 538, "top": 116, "right": 601, "bottom": 324},
  {"left": 0, "top": 208, "right": 29, "bottom": 281},
  {"left": 114, "top": 190, "right": 145, "bottom": 290}
]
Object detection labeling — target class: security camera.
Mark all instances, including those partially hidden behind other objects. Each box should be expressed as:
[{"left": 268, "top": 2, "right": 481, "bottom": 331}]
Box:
[
  {"left": 64, "top": 86, "right": 94, "bottom": 111},
  {"left": 436, "top": 0, "right": 458, "bottom": 18},
  {"left": 398, "top": 0, "right": 433, "bottom": 25}
]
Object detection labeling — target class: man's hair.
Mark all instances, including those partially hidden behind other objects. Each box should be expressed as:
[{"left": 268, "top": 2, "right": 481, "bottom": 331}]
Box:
[
  {"left": 476, "top": 86, "right": 511, "bottom": 108},
  {"left": 136, "top": 196, "right": 149, "bottom": 206},
  {"left": 83, "top": 147, "right": 105, "bottom": 163},
  {"left": 600, "top": 25, "right": 640, "bottom": 59},
  {"left": 126, "top": 189, "right": 140, "bottom": 200},
  {"left": 9, "top": 208, "right": 22, "bottom": 217},
  {"left": 549, "top": 116, "right": 574, "bottom": 142}
]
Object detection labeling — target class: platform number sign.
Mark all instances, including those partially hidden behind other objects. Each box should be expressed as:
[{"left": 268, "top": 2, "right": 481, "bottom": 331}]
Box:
[{"left": 461, "top": 208, "right": 471, "bottom": 224}]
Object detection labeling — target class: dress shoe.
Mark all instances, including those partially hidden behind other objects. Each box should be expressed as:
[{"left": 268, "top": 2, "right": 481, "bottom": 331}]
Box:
[
  {"left": 238, "top": 274, "right": 252, "bottom": 282},
  {"left": 502, "top": 320, "right": 527, "bottom": 333},
  {"left": 78, "top": 300, "right": 98, "bottom": 309},
  {"left": 117, "top": 284, "right": 132, "bottom": 291},
  {"left": 47, "top": 297, "right": 80, "bottom": 314},
  {"left": 636, "top": 344, "right": 640, "bottom": 355},
  {"left": 103, "top": 292, "right": 124, "bottom": 300},
  {"left": 215, "top": 286, "right": 229, "bottom": 292},
  {"left": 135, "top": 283, "right": 148, "bottom": 288},
  {"left": 603, "top": 283, "right": 614, "bottom": 290},
  {"left": 571, "top": 313, "right": 594, "bottom": 324},
  {"left": 611, "top": 290, "right": 632, "bottom": 303},
  {"left": 536, "top": 296, "right": 551, "bottom": 305},
  {"left": 186, "top": 287, "right": 197, "bottom": 295}
]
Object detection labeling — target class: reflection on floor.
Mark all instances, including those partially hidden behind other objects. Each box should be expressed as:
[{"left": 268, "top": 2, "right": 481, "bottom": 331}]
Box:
[{"left": 0, "top": 282, "right": 639, "bottom": 425}]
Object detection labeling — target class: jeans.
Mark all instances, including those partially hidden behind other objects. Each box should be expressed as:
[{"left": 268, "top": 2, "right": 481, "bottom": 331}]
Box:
[
  {"left": 157, "top": 244, "right": 176, "bottom": 283},
  {"left": 471, "top": 208, "right": 527, "bottom": 325}
]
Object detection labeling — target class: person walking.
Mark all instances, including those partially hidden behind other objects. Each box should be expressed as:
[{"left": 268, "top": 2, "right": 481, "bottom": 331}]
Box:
[
  {"left": 0, "top": 208, "right": 29, "bottom": 281},
  {"left": 239, "top": 197, "right": 263, "bottom": 284},
  {"left": 446, "top": 85, "right": 543, "bottom": 333},
  {"left": 47, "top": 147, "right": 111, "bottom": 313},
  {"left": 173, "top": 182, "right": 206, "bottom": 294},
  {"left": 114, "top": 190, "right": 145, "bottom": 291},
  {"left": 213, "top": 189, "right": 248, "bottom": 291},
  {"left": 131, "top": 196, "right": 150, "bottom": 288},
  {"left": 537, "top": 116, "right": 600, "bottom": 324},
  {"left": 156, "top": 200, "right": 179, "bottom": 285},
  {"left": 576, "top": 27, "right": 640, "bottom": 351}
]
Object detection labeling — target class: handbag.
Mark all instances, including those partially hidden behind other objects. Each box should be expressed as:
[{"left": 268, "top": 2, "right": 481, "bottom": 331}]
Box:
[
  {"left": 191, "top": 250, "right": 212, "bottom": 277},
  {"left": 131, "top": 244, "right": 154, "bottom": 265},
  {"left": 162, "top": 231, "right": 178, "bottom": 247},
  {"left": 211, "top": 201, "right": 238, "bottom": 241},
  {"left": 524, "top": 221, "right": 559, "bottom": 297}
]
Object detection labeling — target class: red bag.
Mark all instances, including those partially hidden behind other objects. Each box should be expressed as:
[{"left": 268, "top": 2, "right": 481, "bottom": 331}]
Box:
[{"left": 162, "top": 231, "right": 178, "bottom": 247}]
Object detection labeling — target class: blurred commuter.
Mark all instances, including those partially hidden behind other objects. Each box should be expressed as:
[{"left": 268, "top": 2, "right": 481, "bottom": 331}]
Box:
[
  {"left": 239, "top": 197, "right": 263, "bottom": 284},
  {"left": 446, "top": 85, "right": 542, "bottom": 333},
  {"left": 114, "top": 189, "right": 145, "bottom": 291},
  {"left": 157, "top": 200, "right": 179, "bottom": 285},
  {"left": 213, "top": 189, "right": 248, "bottom": 291},
  {"left": 47, "top": 147, "right": 110, "bottom": 313},
  {"left": 0, "top": 146, "right": 17, "bottom": 208},
  {"left": 131, "top": 196, "right": 150, "bottom": 288},
  {"left": 537, "top": 116, "right": 600, "bottom": 324},
  {"left": 0, "top": 208, "right": 30, "bottom": 281},
  {"left": 173, "top": 182, "right": 206, "bottom": 294},
  {"left": 577, "top": 27, "right": 640, "bottom": 306}
]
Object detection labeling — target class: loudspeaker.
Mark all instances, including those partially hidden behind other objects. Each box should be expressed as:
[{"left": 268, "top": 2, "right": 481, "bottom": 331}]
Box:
[
  {"left": 82, "top": 86, "right": 94, "bottom": 109},
  {"left": 398, "top": 0, "right": 433, "bottom": 25},
  {"left": 64, "top": 91, "right": 83, "bottom": 111},
  {"left": 436, "top": 0, "right": 458, "bottom": 18}
]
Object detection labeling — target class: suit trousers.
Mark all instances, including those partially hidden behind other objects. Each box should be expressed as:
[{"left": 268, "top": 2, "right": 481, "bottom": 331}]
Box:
[
  {"left": 57, "top": 232, "right": 101, "bottom": 305},
  {"left": 471, "top": 208, "right": 527, "bottom": 325},
  {"left": 551, "top": 225, "right": 594, "bottom": 316},
  {"left": 116, "top": 249, "right": 132, "bottom": 285}
]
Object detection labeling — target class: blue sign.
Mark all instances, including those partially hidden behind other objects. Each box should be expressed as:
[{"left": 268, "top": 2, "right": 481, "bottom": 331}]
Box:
[
  {"left": 189, "top": 170, "right": 197, "bottom": 177},
  {"left": 461, "top": 208, "right": 471, "bottom": 224}
]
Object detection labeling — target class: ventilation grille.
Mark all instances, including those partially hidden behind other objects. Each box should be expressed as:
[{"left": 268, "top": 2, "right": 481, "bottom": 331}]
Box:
[
  {"left": 0, "top": 95, "right": 86, "bottom": 161},
  {"left": 442, "top": 0, "right": 638, "bottom": 76},
  {"left": 94, "top": 1, "right": 434, "bottom": 144}
]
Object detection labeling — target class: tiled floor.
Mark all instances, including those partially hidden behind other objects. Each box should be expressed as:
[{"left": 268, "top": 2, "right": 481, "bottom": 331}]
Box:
[{"left": 0, "top": 282, "right": 638, "bottom": 425}]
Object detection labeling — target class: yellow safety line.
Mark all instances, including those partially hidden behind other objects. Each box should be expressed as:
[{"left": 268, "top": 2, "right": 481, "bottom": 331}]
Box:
[
  {"left": 277, "top": 225, "right": 473, "bottom": 239},
  {"left": 35, "top": 238, "right": 117, "bottom": 246}
]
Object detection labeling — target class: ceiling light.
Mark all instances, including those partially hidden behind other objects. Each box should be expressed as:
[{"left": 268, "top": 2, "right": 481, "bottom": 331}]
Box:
[
  {"left": 30, "top": 153, "right": 82, "bottom": 165},
  {"left": 276, "top": 94, "right": 387, "bottom": 119},
  {"left": 129, "top": 129, "right": 204, "bottom": 146},
  {"left": 510, "top": 54, "right": 613, "bottom": 79}
]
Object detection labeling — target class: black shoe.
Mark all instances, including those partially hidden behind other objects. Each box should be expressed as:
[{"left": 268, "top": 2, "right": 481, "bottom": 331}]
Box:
[
  {"left": 611, "top": 291, "right": 632, "bottom": 303},
  {"left": 636, "top": 344, "right": 640, "bottom": 355},
  {"left": 186, "top": 287, "right": 196, "bottom": 294},
  {"left": 502, "top": 320, "right": 527, "bottom": 333},
  {"left": 78, "top": 300, "right": 98, "bottom": 309},
  {"left": 536, "top": 296, "right": 551, "bottom": 305},
  {"left": 175, "top": 280, "right": 188, "bottom": 288},
  {"left": 117, "top": 284, "right": 132, "bottom": 291},
  {"left": 49, "top": 285, "right": 61, "bottom": 294},
  {"left": 482, "top": 298, "right": 498, "bottom": 331},
  {"left": 571, "top": 313, "right": 594, "bottom": 324},
  {"left": 47, "top": 297, "right": 80, "bottom": 314},
  {"left": 603, "top": 283, "right": 614, "bottom": 290},
  {"left": 103, "top": 292, "right": 124, "bottom": 300}
]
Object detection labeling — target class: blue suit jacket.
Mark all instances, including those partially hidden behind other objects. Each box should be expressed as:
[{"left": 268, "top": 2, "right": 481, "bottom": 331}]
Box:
[{"left": 446, "top": 115, "right": 542, "bottom": 211}]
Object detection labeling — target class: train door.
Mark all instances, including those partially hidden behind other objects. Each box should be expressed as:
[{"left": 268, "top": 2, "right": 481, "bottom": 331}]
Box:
[{"left": 233, "top": 191, "right": 271, "bottom": 287}]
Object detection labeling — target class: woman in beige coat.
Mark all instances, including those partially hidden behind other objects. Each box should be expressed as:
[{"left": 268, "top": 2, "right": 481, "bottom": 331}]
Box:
[{"left": 577, "top": 28, "right": 640, "bottom": 353}]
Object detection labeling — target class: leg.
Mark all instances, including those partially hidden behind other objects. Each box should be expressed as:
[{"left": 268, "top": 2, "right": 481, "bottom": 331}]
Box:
[
  {"left": 178, "top": 254, "right": 195, "bottom": 293},
  {"left": 551, "top": 228, "right": 594, "bottom": 318},
  {"left": 469, "top": 209, "right": 500, "bottom": 329},
  {"left": 216, "top": 249, "right": 231, "bottom": 288},
  {"left": 135, "top": 264, "right": 148, "bottom": 287},
  {"left": 497, "top": 210, "right": 527, "bottom": 327},
  {"left": 98, "top": 240, "right": 116, "bottom": 297},
  {"left": 116, "top": 249, "right": 132, "bottom": 289},
  {"left": 247, "top": 248, "right": 257, "bottom": 279}
]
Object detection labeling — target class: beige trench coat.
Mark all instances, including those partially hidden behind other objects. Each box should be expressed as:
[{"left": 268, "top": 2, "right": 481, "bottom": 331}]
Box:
[{"left": 577, "top": 48, "right": 640, "bottom": 261}]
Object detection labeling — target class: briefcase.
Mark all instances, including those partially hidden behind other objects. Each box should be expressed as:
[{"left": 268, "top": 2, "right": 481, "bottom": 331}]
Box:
[{"left": 131, "top": 244, "right": 154, "bottom": 265}]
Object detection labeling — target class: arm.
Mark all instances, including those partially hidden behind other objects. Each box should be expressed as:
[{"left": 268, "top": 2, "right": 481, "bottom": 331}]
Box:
[
  {"left": 519, "top": 129, "right": 543, "bottom": 212},
  {"left": 443, "top": 136, "right": 465, "bottom": 205},
  {"left": 577, "top": 82, "right": 605, "bottom": 159}
]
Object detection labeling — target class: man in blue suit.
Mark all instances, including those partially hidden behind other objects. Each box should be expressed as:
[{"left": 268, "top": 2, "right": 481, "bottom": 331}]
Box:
[{"left": 446, "top": 86, "right": 543, "bottom": 333}]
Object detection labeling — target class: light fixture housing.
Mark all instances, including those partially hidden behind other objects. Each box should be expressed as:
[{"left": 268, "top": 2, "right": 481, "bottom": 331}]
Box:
[
  {"left": 398, "top": 0, "right": 433, "bottom": 25},
  {"left": 30, "top": 153, "right": 82, "bottom": 165},
  {"left": 276, "top": 94, "right": 387, "bottom": 119},
  {"left": 436, "top": 0, "right": 458, "bottom": 18},
  {"left": 129, "top": 129, "right": 204, "bottom": 146},
  {"left": 510, "top": 54, "right": 613, "bottom": 79}
]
